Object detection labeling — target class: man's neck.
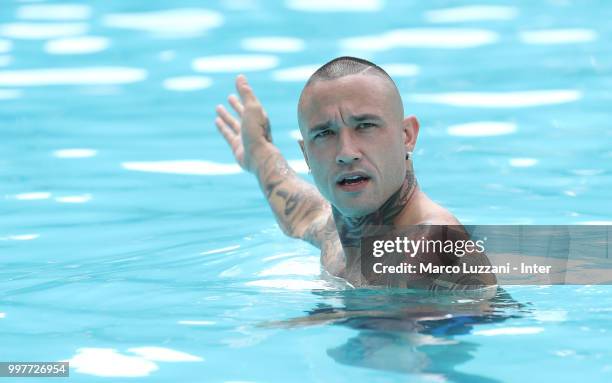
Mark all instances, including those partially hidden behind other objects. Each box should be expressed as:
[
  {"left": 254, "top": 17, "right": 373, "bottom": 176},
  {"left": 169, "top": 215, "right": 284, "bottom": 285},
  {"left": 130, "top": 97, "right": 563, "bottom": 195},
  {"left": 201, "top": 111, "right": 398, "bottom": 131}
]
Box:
[{"left": 332, "top": 171, "right": 417, "bottom": 249}]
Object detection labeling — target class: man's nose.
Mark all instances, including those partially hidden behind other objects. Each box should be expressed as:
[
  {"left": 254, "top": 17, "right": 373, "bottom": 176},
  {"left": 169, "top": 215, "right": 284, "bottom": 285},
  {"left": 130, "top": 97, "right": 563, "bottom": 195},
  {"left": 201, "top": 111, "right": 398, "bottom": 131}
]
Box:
[{"left": 335, "top": 130, "right": 361, "bottom": 165}]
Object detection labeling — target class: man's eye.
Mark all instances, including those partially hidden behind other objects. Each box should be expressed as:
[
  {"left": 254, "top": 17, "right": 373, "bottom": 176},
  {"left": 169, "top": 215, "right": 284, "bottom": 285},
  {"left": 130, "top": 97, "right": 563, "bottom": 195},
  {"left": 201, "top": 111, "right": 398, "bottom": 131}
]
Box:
[
  {"left": 357, "top": 122, "right": 376, "bottom": 129},
  {"left": 314, "top": 130, "right": 333, "bottom": 139}
]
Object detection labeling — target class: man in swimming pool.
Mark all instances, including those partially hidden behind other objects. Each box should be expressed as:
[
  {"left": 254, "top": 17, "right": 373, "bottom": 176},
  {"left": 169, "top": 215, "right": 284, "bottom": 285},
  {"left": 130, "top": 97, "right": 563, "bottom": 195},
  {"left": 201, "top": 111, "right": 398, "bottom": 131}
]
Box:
[{"left": 215, "top": 56, "right": 496, "bottom": 291}]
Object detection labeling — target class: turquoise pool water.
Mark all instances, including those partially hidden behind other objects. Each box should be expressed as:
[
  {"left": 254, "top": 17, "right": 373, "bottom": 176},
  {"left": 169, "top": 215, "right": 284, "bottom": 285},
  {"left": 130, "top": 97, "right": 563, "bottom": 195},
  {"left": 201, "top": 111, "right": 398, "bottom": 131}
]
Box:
[{"left": 1, "top": 1, "right": 611, "bottom": 382}]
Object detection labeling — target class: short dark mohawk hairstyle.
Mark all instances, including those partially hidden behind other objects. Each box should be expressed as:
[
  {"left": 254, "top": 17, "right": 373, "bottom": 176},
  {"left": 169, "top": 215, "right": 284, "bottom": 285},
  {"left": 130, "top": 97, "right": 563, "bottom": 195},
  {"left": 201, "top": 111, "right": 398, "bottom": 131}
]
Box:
[
  {"left": 305, "top": 56, "right": 395, "bottom": 87},
  {"left": 298, "top": 56, "right": 403, "bottom": 119}
]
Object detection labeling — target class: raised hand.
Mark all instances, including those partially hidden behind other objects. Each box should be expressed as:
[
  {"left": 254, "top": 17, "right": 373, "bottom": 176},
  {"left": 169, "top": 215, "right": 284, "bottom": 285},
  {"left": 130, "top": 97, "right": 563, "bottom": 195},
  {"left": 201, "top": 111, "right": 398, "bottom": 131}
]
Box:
[
  {"left": 215, "top": 75, "right": 272, "bottom": 173},
  {"left": 214, "top": 75, "right": 338, "bottom": 274}
]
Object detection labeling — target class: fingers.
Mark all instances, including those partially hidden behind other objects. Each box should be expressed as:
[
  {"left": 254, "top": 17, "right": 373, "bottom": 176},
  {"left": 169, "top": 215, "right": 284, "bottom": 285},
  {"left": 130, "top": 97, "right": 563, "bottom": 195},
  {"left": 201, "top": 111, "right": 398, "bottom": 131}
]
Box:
[
  {"left": 235, "top": 74, "right": 258, "bottom": 106},
  {"left": 215, "top": 104, "right": 241, "bottom": 134},
  {"left": 215, "top": 116, "right": 241, "bottom": 153},
  {"left": 228, "top": 94, "right": 244, "bottom": 117}
]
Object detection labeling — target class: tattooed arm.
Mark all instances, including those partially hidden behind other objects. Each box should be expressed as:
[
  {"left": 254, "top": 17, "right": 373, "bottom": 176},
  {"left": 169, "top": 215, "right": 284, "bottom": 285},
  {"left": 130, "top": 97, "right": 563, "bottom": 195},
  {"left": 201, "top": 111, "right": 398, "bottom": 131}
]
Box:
[{"left": 215, "top": 75, "right": 345, "bottom": 276}]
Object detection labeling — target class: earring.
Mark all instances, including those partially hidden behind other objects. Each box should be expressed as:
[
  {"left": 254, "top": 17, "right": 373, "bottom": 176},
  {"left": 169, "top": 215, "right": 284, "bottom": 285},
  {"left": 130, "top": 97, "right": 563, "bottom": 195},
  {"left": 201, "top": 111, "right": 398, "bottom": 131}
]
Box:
[{"left": 405, "top": 151, "right": 412, "bottom": 160}]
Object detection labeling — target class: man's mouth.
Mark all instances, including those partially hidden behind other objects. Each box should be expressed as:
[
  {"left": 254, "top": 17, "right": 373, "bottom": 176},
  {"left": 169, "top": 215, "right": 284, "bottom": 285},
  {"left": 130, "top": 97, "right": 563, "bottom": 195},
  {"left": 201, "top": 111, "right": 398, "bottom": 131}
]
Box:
[{"left": 336, "top": 173, "right": 371, "bottom": 192}]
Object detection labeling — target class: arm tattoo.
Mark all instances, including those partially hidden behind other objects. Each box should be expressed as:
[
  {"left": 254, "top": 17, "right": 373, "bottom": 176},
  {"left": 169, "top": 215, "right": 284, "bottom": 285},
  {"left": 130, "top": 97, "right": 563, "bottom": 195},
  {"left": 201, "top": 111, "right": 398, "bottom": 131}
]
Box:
[
  {"left": 262, "top": 116, "right": 273, "bottom": 143},
  {"left": 265, "top": 178, "right": 283, "bottom": 198},
  {"left": 275, "top": 189, "right": 300, "bottom": 216},
  {"left": 257, "top": 149, "right": 330, "bottom": 239},
  {"left": 304, "top": 215, "right": 345, "bottom": 277}
]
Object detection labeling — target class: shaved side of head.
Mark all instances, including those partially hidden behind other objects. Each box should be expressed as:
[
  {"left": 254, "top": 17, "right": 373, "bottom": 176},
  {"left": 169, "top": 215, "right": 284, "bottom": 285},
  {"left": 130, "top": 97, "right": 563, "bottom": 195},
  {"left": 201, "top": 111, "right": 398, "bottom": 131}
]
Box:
[{"left": 298, "top": 56, "right": 404, "bottom": 126}]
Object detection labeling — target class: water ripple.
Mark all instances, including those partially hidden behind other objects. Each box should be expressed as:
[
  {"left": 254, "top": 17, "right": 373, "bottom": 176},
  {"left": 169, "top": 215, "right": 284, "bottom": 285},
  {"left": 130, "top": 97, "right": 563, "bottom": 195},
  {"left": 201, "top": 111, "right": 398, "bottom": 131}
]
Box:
[
  {"left": 16, "top": 4, "right": 92, "bottom": 20},
  {"left": 121, "top": 160, "right": 242, "bottom": 175},
  {"left": 0, "top": 39, "right": 11, "bottom": 53},
  {"left": 0, "top": 23, "right": 88, "bottom": 39},
  {"left": 425, "top": 5, "right": 518, "bottom": 23},
  {"left": 162, "top": 76, "right": 213, "bottom": 91},
  {"left": 0, "top": 67, "right": 146, "bottom": 86},
  {"left": 193, "top": 55, "right": 279, "bottom": 72},
  {"left": 103, "top": 8, "right": 223, "bottom": 38},
  {"left": 241, "top": 36, "right": 305, "bottom": 52},
  {"left": 286, "top": 0, "right": 382, "bottom": 12},
  {"left": 447, "top": 122, "right": 517, "bottom": 137},
  {"left": 341, "top": 29, "right": 499, "bottom": 51},
  {"left": 519, "top": 29, "right": 598, "bottom": 45},
  {"left": 409, "top": 90, "right": 581, "bottom": 108},
  {"left": 44, "top": 36, "right": 110, "bottom": 55}
]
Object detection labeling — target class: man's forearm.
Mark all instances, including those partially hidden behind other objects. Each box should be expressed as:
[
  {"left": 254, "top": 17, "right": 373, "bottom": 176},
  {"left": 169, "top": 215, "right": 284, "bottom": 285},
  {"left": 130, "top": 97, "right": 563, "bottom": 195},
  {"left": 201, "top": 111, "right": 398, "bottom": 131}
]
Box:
[{"left": 252, "top": 143, "right": 330, "bottom": 242}]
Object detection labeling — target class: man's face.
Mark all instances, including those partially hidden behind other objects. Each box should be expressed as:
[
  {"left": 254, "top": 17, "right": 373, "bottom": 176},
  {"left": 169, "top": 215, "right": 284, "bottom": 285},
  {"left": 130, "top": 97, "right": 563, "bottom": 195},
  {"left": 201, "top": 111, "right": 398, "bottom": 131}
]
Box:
[{"left": 299, "top": 73, "right": 409, "bottom": 217}]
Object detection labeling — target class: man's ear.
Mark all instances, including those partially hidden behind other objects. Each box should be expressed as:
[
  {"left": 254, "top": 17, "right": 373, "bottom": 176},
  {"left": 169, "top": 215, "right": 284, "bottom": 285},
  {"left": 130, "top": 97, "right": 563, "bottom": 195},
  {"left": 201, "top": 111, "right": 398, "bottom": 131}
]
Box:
[
  {"left": 402, "top": 116, "right": 420, "bottom": 152},
  {"left": 298, "top": 139, "right": 310, "bottom": 169}
]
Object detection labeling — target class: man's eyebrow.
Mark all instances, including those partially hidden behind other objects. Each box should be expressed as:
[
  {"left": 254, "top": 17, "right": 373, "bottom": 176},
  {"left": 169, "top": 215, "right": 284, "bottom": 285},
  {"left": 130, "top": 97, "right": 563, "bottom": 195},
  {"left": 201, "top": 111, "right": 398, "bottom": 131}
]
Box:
[
  {"left": 350, "top": 113, "right": 383, "bottom": 122},
  {"left": 308, "top": 114, "right": 382, "bottom": 134},
  {"left": 308, "top": 121, "right": 332, "bottom": 133}
]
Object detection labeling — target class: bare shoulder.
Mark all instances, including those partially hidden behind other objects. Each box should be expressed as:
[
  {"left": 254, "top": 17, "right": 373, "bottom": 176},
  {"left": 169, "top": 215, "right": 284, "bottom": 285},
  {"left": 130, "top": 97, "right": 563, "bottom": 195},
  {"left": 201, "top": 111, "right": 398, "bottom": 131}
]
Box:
[
  {"left": 415, "top": 195, "right": 461, "bottom": 225},
  {"left": 419, "top": 206, "right": 461, "bottom": 226}
]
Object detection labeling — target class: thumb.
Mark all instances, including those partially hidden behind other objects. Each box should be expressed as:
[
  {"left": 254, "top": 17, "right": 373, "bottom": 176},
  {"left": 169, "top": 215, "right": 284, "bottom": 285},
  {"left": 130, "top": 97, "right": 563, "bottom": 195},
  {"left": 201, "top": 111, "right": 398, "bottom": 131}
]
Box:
[{"left": 235, "top": 74, "right": 257, "bottom": 106}]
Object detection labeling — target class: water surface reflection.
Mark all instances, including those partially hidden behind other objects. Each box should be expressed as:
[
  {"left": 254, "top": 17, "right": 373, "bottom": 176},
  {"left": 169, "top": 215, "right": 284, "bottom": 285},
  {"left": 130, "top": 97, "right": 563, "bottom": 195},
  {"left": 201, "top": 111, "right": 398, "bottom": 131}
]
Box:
[{"left": 268, "top": 288, "right": 527, "bottom": 383}]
